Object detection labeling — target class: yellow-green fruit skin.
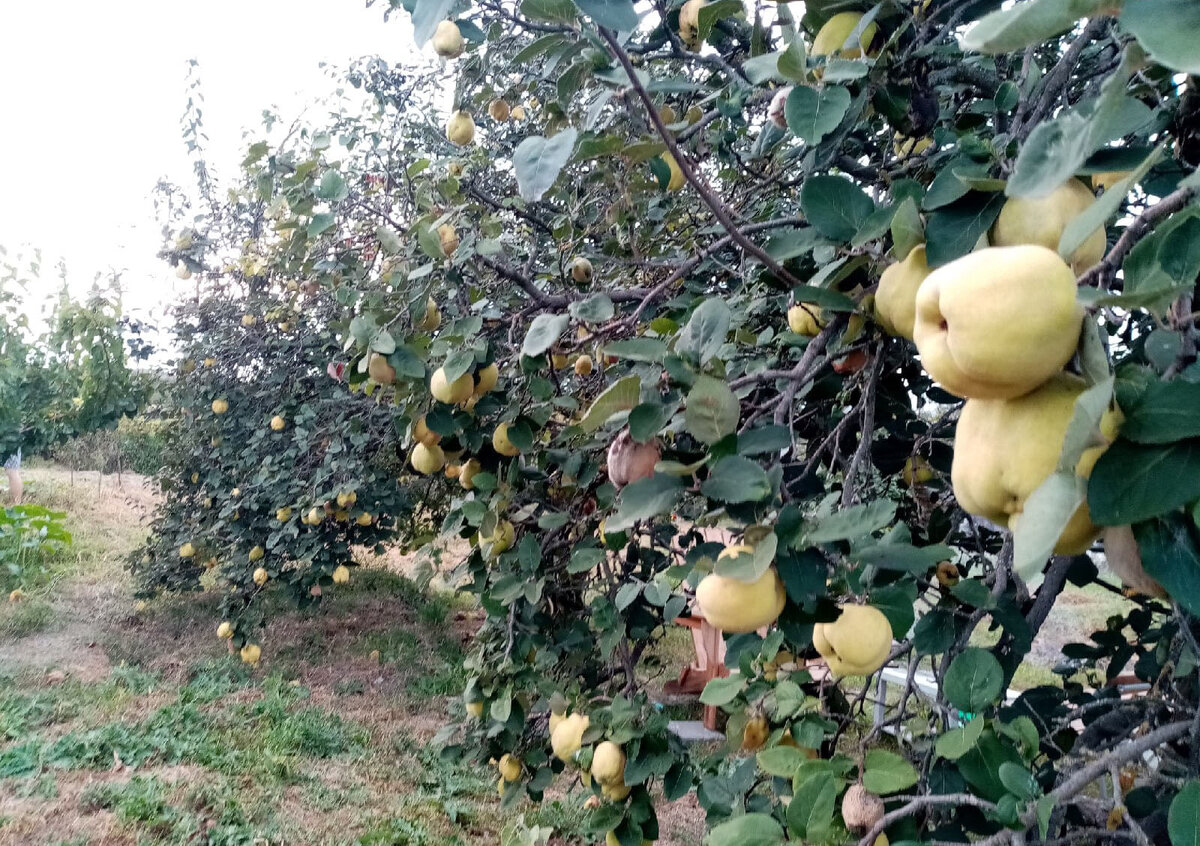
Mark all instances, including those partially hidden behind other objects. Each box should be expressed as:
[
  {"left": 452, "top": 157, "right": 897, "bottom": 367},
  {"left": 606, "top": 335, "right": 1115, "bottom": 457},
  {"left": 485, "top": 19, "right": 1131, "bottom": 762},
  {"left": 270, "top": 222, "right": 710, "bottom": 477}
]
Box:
[
  {"left": 912, "top": 245, "right": 1083, "bottom": 400},
  {"left": 591, "top": 741, "right": 626, "bottom": 785},
  {"left": 410, "top": 442, "right": 446, "bottom": 475},
  {"left": 493, "top": 423, "right": 521, "bottom": 457},
  {"left": 951, "top": 373, "right": 1122, "bottom": 555},
  {"left": 663, "top": 153, "right": 685, "bottom": 191},
  {"left": 813, "top": 605, "right": 893, "bottom": 677},
  {"left": 550, "top": 713, "right": 590, "bottom": 762},
  {"left": 696, "top": 567, "right": 786, "bottom": 634},
  {"left": 812, "top": 12, "right": 878, "bottom": 58},
  {"left": 431, "top": 367, "right": 473, "bottom": 404},
  {"left": 787, "top": 305, "right": 824, "bottom": 337},
  {"left": 474, "top": 363, "right": 499, "bottom": 395},
  {"left": 874, "top": 245, "right": 930, "bottom": 340},
  {"left": 991, "top": 179, "right": 1106, "bottom": 275}
]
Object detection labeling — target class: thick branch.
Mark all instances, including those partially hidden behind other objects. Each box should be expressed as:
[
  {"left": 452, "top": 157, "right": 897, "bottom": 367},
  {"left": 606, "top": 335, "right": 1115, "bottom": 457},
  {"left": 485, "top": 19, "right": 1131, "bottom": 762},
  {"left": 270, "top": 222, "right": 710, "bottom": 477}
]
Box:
[
  {"left": 1078, "top": 185, "right": 1199, "bottom": 289},
  {"left": 858, "top": 793, "right": 999, "bottom": 846}
]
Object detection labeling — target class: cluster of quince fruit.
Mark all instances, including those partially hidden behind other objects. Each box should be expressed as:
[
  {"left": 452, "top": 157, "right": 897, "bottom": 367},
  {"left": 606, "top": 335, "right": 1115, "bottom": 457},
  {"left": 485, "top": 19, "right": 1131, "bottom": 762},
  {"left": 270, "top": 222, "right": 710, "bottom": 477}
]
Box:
[{"left": 876, "top": 180, "right": 1120, "bottom": 556}]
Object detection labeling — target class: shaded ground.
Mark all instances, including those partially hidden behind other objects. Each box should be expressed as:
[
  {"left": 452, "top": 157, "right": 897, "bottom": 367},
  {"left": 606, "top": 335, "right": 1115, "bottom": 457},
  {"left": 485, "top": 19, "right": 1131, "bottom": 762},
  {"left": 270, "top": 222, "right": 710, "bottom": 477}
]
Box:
[{"left": 0, "top": 467, "right": 1131, "bottom": 846}]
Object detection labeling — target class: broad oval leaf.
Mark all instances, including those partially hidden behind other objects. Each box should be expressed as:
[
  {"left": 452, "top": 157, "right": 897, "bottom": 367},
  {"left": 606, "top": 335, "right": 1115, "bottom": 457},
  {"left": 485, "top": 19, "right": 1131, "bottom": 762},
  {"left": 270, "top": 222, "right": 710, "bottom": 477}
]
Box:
[
  {"left": 685, "top": 375, "right": 739, "bottom": 444},
  {"left": 522, "top": 313, "right": 570, "bottom": 357},
  {"left": 514, "top": 129, "right": 579, "bottom": 202}
]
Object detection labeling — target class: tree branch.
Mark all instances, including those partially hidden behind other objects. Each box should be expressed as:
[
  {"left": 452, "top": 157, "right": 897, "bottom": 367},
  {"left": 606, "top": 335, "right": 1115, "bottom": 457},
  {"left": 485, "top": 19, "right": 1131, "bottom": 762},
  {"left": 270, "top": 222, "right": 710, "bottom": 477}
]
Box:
[
  {"left": 1078, "top": 185, "right": 1199, "bottom": 289},
  {"left": 598, "top": 27, "right": 806, "bottom": 290}
]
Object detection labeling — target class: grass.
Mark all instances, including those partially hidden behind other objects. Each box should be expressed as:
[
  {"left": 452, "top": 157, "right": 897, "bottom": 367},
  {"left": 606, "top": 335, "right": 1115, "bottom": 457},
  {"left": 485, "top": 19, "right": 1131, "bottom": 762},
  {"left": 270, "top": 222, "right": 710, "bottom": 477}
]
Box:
[{"left": 0, "top": 466, "right": 600, "bottom": 846}]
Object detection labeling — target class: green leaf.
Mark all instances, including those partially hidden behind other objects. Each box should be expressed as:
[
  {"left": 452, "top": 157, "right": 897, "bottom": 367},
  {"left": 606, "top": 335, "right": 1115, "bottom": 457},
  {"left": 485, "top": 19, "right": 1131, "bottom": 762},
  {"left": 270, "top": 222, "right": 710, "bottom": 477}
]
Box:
[
  {"left": 308, "top": 213, "right": 335, "bottom": 237},
  {"left": 801, "top": 176, "right": 875, "bottom": 243},
  {"left": 960, "top": 0, "right": 1113, "bottom": 55},
  {"left": 608, "top": 474, "right": 683, "bottom": 532},
  {"left": 925, "top": 191, "right": 1005, "bottom": 267},
  {"left": 376, "top": 225, "right": 403, "bottom": 255},
  {"left": 790, "top": 286, "right": 858, "bottom": 312},
  {"left": 1013, "top": 471, "right": 1087, "bottom": 587},
  {"left": 568, "top": 293, "right": 615, "bottom": 323},
  {"left": 1122, "top": 0, "right": 1200, "bottom": 74},
  {"left": 410, "top": 0, "right": 455, "bottom": 46},
  {"left": 1123, "top": 381, "right": 1200, "bottom": 444},
  {"left": 871, "top": 582, "right": 917, "bottom": 643},
  {"left": 1168, "top": 779, "right": 1200, "bottom": 846},
  {"left": 513, "top": 129, "right": 578, "bottom": 203},
  {"left": 696, "top": 0, "right": 743, "bottom": 41},
  {"left": 714, "top": 533, "right": 776, "bottom": 581},
  {"left": 944, "top": 648, "right": 1005, "bottom": 713},
  {"left": 707, "top": 814, "right": 784, "bottom": 846},
  {"left": 999, "top": 761, "right": 1039, "bottom": 801},
  {"left": 573, "top": 0, "right": 636, "bottom": 31},
  {"left": 890, "top": 197, "right": 924, "bottom": 261},
  {"left": 756, "top": 746, "right": 810, "bottom": 778},
  {"left": 677, "top": 298, "right": 731, "bottom": 365},
  {"left": 913, "top": 609, "right": 957, "bottom": 655},
  {"left": 1089, "top": 439, "right": 1200, "bottom": 525},
  {"left": 702, "top": 456, "right": 772, "bottom": 504},
  {"left": 863, "top": 748, "right": 920, "bottom": 794},
  {"left": 1061, "top": 152, "right": 1163, "bottom": 262},
  {"left": 441, "top": 349, "right": 476, "bottom": 382},
  {"left": 959, "top": 732, "right": 1024, "bottom": 802},
  {"left": 628, "top": 402, "right": 671, "bottom": 443},
  {"left": 603, "top": 338, "right": 669, "bottom": 362},
  {"left": 685, "top": 375, "right": 739, "bottom": 445},
  {"left": 853, "top": 542, "right": 955, "bottom": 573},
  {"left": 805, "top": 500, "right": 896, "bottom": 544},
  {"left": 578, "top": 376, "right": 641, "bottom": 432},
  {"left": 569, "top": 547, "right": 605, "bottom": 573},
  {"left": 784, "top": 85, "right": 851, "bottom": 146},
  {"left": 786, "top": 772, "right": 837, "bottom": 840},
  {"left": 1136, "top": 517, "right": 1200, "bottom": 618},
  {"left": 738, "top": 425, "right": 791, "bottom": 456},
  {"left": 778, "top": 39, "right": 807, "bottom": 81},
  {"left": 699, "top": 674, "right": 746, "bottom": 707},
  {"left": 521, "top": 313, "right": 570, "bottom": 358},
  {"left": 936, "top": 716, "right": 985, "bottom": 761},
  {"left": 521, "top": 0, "right": 578, "bottom": 25},
  {"left": 765, "top": 227, "right": 827, "bottom": 261},
  {"left": 316, "top": 169, "right": 348, "bottom": 201},
  {"left": 742, "top": 53, "right": 787, "bottom": 85}
]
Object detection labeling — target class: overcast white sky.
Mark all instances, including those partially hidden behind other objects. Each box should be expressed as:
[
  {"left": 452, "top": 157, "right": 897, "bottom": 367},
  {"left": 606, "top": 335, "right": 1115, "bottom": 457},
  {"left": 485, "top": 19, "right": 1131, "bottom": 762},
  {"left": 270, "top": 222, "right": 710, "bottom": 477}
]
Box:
[{"left": 0, "top": 0, "right": 415, "bottom": 332}]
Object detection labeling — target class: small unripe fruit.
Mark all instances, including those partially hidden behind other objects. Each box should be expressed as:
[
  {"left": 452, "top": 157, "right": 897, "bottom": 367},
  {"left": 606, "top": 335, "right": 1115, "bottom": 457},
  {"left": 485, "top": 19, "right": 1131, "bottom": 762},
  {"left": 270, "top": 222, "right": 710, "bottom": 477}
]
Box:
[
  {"left": 574, "top": 355, "right": 593, "bottom": 376},
  {"left": 240, "top": 644, "right": 262, "bottom": 666},
  {"left": 459, "top": 459, "right": 482, "bottom": 490},
  {"left": 212, "top": 399, "right": 229, "bottom": 414},
  {"left": 270, "top": 415, "right": 286, "bottom": 431},
  {"left": 252, "top": 566, "right": 268, "bottom": 585},
  {"left": 249, "top": 546, "right": 265, "bottom": 563},
  {"left": 438, "top": 224, "right": 459, "bottom": 257},
  {"left": 217, "top": 621, "right": 233, "bottom": 639},
  {"left": 332, "top": 565, "right": 351, "bottom": 584},
  {"left": 179, "top": 542, "right": 196, "bottom": 558}
]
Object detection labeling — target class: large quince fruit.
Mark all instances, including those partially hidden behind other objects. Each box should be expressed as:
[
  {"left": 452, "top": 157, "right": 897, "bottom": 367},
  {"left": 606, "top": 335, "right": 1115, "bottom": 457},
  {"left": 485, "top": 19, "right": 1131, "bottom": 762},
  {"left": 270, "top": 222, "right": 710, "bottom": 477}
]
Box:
[
  {"left": 431, "top": 367, "right": 473, "bottom": 404},
  {"left": 912, "top": 245, "right": 1083, "bottom": 399},
  {"left": 874, "top": 245, "right": 930, "bottom": 340},
  {"left": 813, "top": 604, "right": 892, "bottom": 677},
  {"left": 410, "top": 442, "right": 446, "bottom": 475},
  {"left": 446, "top": 110, "right": 475, "bottom": 146},
  {"left": 368, "top": 353, "right": 396, "bottom": 385},
  {"left": 951, "top": 373, "right": 1122, "bottom": 554},
  {"left": 991, "top": 179, "right": 1106, "bottom": 275},
  {"left": 696, "top": 551, "right": 786, "bottom": 634},
  {"left": 591, "top": 741, "right": 626, "bottom": 786},
  {"left": 812, "top": 12, "right": 878, "bottom": 59},
  {"left": 459, "top": 458, "right": 482, "bottom": 490},
  {"left": 550, "top": 712, "right": 590, "bottom": 762}
]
